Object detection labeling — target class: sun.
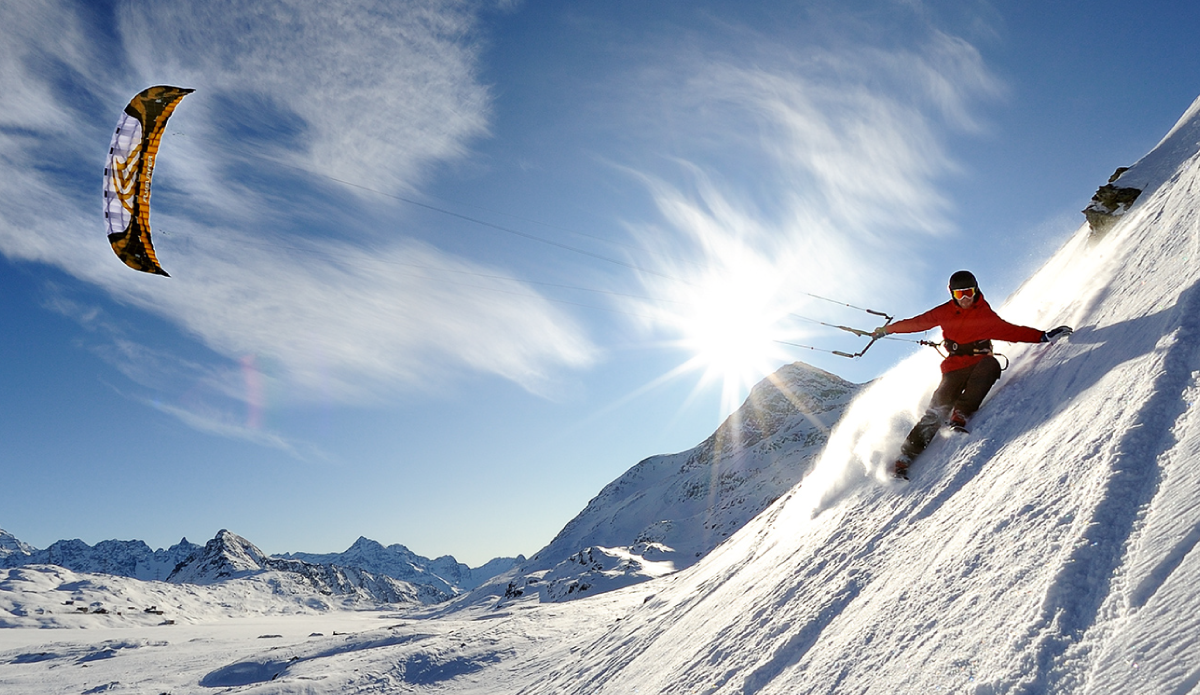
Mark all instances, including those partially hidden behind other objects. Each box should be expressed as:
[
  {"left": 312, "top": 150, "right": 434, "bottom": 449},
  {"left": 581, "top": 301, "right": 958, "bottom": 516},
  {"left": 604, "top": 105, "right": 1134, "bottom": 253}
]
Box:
[{"left": 672, "top": 271, "right": 790, "bottom": 411}]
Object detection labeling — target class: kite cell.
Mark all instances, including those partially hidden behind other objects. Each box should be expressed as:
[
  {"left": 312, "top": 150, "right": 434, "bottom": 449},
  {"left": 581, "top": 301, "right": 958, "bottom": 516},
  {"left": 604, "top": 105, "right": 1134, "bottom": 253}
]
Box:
[{"left": 103, "top": 85, "right": 194, "bottom": 276}]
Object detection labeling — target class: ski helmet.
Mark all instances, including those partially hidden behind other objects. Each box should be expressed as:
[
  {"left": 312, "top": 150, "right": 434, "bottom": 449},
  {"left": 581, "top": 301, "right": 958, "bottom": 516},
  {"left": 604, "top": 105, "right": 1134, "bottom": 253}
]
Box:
[{"left": 948, "top": 270, "right": 978, "bottom": 291}]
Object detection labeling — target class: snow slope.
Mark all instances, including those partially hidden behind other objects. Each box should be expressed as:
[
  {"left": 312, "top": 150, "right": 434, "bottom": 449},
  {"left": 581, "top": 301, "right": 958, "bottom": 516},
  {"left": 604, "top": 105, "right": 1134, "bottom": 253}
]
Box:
[
  {"left": 4, "top": 97, "right": 1200, "bottom": 694},
  {"left": 484, "top": 362, "right": 859, "bottom": 604},
  {"left": 507, "top": 94, "right": 1200, "bottom": 695},
  {"left": 0, "top": 564, "right": 358, "bottom": 630}
]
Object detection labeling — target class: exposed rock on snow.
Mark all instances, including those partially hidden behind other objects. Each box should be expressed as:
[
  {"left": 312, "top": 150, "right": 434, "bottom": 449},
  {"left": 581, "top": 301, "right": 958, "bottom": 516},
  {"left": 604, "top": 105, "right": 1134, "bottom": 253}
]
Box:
[
  {"left": 166, "top": 530, "right": 274, "bottom": 583},
  {"left": 1083, "top": 167, "right": 1142, "bottom": 238},
  {"left": 505, "top": 543, "right": 677, "bottom": 602}
]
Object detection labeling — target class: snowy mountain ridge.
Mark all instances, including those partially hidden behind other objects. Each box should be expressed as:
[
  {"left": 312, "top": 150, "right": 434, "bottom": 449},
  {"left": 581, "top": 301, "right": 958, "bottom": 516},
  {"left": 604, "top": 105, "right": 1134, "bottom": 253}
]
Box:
[
  {"left": 281, "top": 536, "right": 522, "bottom": 594},
  {"left": 0, "top": 534, "right": 200, "bottom": 582},
  {"left": 166, "top": 529, "right": 448, "bottom": 605},
  {"left": 0, "top": 527, "right": 518, "bottom": 604},
  {"left": 478, "top": 361, "right": 861, "bottom": 604},
  {"left": 0, "top": 529, "right": 33, "bottom": 559}
]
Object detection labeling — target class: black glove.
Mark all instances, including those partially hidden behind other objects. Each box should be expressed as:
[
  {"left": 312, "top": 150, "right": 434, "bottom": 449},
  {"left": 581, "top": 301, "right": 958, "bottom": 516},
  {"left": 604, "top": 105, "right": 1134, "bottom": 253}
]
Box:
[{"left": 1042, "top": 325, "right": 1073, "bottom": 343}]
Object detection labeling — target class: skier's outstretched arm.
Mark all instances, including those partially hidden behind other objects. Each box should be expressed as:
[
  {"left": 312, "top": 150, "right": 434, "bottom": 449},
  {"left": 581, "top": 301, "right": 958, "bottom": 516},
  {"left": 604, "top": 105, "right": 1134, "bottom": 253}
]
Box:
[{"left": 873, "top": 304, "right": 948, "bottom": 338}]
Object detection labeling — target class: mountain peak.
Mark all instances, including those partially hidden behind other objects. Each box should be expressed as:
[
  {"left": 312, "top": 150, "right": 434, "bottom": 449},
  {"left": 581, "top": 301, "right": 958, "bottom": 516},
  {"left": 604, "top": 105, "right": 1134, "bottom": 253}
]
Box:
[
  {"left": 167, "top": 530, "right": 270, "bottom": 584},
  {"left": 347, "top": 536, "right": 386, "bottom": 553},
  {"left": 0, "top": 528, "right": 34, "bottom": 557}
]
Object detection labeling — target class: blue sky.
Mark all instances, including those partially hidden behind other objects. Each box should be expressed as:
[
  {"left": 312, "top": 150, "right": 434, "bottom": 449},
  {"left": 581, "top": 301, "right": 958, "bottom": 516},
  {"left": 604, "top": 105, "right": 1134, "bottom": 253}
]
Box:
[{"left": 2, "top": 0, "right": 1198, "bottom": 566}]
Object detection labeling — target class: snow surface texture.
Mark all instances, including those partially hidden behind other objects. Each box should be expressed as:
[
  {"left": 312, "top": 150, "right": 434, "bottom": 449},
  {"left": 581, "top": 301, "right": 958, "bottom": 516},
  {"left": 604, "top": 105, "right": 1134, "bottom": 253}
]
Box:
[
  {"left": 0, "top": 564, "right": 351, "bottom": 630},
  {"left": 5, "top": 97, "right": 1200, "bottom": 693}
]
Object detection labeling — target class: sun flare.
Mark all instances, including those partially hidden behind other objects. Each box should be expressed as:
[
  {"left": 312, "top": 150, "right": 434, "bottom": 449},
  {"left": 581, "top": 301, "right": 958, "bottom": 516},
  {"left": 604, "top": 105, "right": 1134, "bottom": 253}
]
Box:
[{"left": 673, "top": 271, "right": 790, "bottom": 411}]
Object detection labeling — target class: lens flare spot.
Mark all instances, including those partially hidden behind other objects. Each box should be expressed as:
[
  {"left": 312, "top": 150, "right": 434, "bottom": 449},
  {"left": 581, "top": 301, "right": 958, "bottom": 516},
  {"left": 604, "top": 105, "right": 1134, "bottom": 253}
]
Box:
[{"left": 240, "top": 354, "right": 265, "bottom": 429}]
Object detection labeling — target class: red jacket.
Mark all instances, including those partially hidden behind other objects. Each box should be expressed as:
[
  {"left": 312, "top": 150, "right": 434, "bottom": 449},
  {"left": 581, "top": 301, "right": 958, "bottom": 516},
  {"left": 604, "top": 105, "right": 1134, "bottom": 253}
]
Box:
[{"left": 887, "top": 295, "right": 1044, "bottom": 373}]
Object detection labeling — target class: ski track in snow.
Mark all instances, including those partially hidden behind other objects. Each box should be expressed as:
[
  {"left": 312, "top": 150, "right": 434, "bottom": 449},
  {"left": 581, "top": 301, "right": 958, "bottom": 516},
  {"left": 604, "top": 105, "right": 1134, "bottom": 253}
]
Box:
[{"left": 1009, "top": 242, "right": 1198, "bottom": 691}]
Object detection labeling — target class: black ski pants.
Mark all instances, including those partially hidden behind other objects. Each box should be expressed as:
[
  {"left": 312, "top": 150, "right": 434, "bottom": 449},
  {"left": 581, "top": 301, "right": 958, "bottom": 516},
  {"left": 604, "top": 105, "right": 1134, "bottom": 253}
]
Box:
[{"left": 900, "top": 356, "right": 1002, "bottom": 459}]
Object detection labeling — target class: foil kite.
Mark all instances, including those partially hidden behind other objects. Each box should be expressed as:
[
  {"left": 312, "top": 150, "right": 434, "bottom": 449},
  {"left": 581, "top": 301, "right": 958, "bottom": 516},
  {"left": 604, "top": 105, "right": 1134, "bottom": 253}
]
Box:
[{"left": 103, "top": 85, "right": 193, "bottom": 276}]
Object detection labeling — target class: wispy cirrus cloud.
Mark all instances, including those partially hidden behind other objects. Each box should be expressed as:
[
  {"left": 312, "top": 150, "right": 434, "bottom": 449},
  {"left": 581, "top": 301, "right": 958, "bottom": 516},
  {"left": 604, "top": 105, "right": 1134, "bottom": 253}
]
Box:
[
  {"left": 118, "top": 0, "right": 493, "bottom": 193},
  {"left": 0, "top": 0, "right": 596, "bottom": 440}
]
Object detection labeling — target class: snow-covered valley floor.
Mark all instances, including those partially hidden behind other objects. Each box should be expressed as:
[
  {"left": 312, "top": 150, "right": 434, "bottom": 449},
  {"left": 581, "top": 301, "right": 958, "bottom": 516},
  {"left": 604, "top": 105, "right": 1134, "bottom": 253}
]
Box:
[
  {"left": 0, "top": 612, "right": 392, "bottom": 694},
  {"left": 0, "top": 569, "right": 643, "bottom": 694}
]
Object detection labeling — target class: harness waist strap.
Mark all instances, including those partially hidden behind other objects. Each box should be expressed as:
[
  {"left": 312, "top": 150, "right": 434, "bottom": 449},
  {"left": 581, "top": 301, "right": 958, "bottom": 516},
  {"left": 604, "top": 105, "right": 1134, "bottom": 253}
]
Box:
[{"left": 943, "top": 339, "right": 993, "bottom": 356}]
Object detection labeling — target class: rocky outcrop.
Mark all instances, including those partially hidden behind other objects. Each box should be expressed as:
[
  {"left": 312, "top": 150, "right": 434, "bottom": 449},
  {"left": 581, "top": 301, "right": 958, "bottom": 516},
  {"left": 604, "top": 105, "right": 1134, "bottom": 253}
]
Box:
[
  {"left": 1083, "top": 167, "right": 1142, "bottom": 238},
  {"left": 166, "top": 530, "right": 272, "bottom": 583}
]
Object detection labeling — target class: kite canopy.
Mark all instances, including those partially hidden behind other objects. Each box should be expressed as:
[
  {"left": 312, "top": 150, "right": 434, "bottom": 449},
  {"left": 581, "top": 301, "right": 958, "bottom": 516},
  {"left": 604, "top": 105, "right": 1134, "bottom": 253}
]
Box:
[{"left": 103, "top": 85, "right": 193, "bottom": 276}]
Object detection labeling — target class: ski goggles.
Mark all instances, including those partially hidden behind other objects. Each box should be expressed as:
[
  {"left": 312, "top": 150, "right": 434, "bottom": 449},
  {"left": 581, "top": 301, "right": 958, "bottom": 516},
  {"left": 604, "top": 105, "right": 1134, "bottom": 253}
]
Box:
[{"left": 951, "top": 287, "right": 977, "bottom": 300}]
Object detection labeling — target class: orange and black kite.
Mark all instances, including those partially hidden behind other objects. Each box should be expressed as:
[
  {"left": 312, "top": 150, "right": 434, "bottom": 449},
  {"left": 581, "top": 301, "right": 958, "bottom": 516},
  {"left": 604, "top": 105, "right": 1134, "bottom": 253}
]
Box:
[{"left": 103, "top": 85, "right": 193, "bottom": 276}]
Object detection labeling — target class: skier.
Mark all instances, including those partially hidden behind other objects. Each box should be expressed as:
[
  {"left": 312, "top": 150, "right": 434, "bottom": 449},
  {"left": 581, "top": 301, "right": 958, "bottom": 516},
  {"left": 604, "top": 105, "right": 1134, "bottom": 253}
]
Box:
[{"left": 872, "top": 270, "right": 1073, "bottom": 479}]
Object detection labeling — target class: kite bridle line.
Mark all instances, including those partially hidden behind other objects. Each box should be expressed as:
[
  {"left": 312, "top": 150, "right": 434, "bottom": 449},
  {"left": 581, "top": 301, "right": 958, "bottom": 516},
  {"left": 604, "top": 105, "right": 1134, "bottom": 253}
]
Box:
[
  {"left": 778, "top": 299, "right": 896, "bottom": 359},
  {"left": 830, "top": 315, "right": 893, "bottom": 359},
  {"left": 801, "top": 292, "right": 893, "bottom": 320}
]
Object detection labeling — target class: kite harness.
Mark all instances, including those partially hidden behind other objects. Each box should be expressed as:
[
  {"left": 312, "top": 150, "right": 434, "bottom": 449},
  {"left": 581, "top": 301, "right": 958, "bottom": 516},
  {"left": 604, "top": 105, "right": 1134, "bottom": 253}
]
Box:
[{"left": 920, "top": 338, "right": 1010, "bottom": 370}]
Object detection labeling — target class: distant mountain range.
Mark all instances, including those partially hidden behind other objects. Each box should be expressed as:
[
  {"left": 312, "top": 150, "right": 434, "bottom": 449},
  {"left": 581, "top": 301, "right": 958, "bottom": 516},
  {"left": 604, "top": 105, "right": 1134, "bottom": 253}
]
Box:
[
  {"left": 281, "top": 536, "right": 520, "bottom": 594},
  {"left": 0, "top": 531, "right": 198, "bottom": 582},
  {"left": 3, "top": 361, "right": 856, "bottom": 609},
  {"left": 166, "top": 530, "right": 450, "bottom": 604},
  {"left": 0, "top": 528, "right": 34, "bottom": 558},
  {"left": 0, "top": 527, "right": 520, "bottom": 606}
]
